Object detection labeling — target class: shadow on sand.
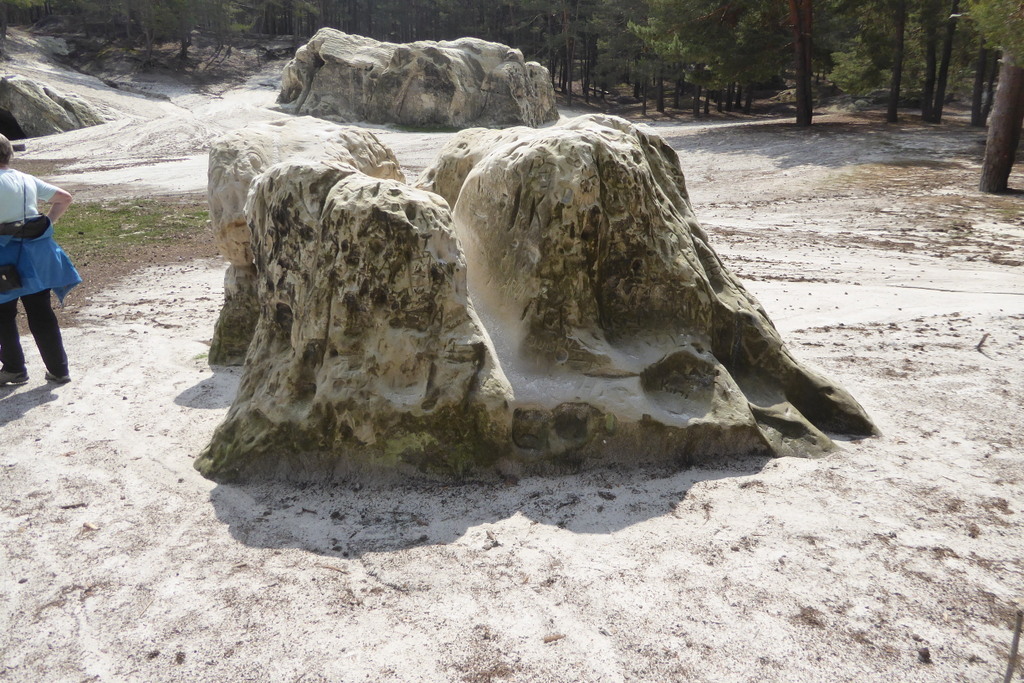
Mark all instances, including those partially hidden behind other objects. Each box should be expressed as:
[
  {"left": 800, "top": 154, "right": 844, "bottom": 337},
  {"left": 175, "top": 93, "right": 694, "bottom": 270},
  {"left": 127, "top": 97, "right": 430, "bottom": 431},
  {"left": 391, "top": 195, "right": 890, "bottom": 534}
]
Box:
[
  {"left": 206, "top": 456, "right": 772, "bottom": 559},
  {"left": 174, "top": 365, "right": 240, "bottom": 410},
  {"left": 0, "top": 382, "right": 59, "bottom": 427},
  {"left": 654, "top": 116, "right": 985, "bottom": 171}
]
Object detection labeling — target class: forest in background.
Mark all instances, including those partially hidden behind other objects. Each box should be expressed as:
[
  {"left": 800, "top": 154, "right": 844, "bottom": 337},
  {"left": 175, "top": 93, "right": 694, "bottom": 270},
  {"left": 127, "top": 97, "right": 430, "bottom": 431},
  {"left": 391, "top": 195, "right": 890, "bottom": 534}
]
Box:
[{"left": 1, "top": 0, "right": 1022, "bottom": 190}]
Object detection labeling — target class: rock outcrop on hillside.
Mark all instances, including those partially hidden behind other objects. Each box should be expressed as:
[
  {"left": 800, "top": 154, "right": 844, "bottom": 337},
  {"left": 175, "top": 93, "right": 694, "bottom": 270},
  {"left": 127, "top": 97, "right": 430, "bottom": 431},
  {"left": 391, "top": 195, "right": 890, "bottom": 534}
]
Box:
[
  {"left": 198, "top": 115, "right": 876, "bottom": 483},
  {"left": 277, "top": 29, "right": 558, "bottom": 129},
  {"left": 0, "top": 75, "right": 107, "bottom": 139},
  {"left": 206, "top": 117, "right": 405, "bottom": 365}
]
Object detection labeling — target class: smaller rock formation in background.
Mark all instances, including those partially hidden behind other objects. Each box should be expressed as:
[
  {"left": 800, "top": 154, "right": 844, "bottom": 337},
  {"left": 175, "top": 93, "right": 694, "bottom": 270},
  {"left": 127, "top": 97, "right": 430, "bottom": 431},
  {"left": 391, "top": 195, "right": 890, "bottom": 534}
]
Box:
[
  {"left": 0, "top": 75, "right": 107, "bottom": 139},
  {"left": 198, "top": 114, "right": 876, "bottom": 483},
  {"left": 277, "top": 29, "right": 558, "bottom": 129},
  {"left": 207, "top": 116, "right": 405, "bottom": 365}
]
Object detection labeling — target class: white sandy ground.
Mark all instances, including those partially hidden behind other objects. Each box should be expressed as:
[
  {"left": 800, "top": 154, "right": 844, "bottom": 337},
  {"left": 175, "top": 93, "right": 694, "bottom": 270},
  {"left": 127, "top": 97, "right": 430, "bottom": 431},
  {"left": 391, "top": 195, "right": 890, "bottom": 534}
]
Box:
[{"left": 2, "top": 29, "right": 1024, "bottom": 683}]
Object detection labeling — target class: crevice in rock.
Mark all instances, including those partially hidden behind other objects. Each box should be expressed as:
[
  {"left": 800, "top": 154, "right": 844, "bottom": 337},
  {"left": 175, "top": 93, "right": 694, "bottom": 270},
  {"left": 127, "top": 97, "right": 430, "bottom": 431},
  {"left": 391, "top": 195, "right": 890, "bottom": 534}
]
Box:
[
  {"left": 0, "top": 108, "right": 27, "bottom": 140},
  {"left": 293, "top": 52, "right": 325, "bottom": 115}
]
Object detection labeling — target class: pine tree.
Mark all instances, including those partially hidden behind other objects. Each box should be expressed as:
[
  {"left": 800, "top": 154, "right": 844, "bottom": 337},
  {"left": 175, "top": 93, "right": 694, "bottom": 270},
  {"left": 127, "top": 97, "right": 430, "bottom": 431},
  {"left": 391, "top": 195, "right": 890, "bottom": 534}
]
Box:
[
  {"left": 968, "top": 0, "right": 1024, "bottom": 191},
  {"left": 0, "top": 0, "right": 46, "bottom": 56},
  {"left": 637, "top": 0, "right": 790, "bottom": 118}
]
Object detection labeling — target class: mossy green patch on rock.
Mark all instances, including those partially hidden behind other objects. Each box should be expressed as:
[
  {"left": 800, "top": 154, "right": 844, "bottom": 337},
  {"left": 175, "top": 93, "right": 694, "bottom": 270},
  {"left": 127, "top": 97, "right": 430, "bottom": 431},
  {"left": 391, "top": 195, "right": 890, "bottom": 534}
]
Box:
[
  {"left": 196, "top": 401, "right": 509, "bottom": 482},
  {"left": 208, "top": 267, "right": 259, "bottom": 366}
]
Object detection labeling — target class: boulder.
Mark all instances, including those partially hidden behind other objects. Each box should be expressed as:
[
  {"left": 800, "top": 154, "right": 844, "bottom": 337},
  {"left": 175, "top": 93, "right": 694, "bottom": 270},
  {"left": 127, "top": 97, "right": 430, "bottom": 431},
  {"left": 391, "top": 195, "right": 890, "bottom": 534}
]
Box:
[
  {"left": 278, "top": 28, "right": 558, "bottom": 129},
  {"left": 206, "top": 117, "right": 405, "bottom": 365},
  {"left": 447, "top": 115, "right": 876, "bottom": 467},
  {"left": 0, "top": 75, "right": 107, "bottom": 139},
  {"left": 198, "top": 115, "right": 876, "bottom": 483},
  {"left": 195, "top": 161, "right": 512, "bottom": 482}
]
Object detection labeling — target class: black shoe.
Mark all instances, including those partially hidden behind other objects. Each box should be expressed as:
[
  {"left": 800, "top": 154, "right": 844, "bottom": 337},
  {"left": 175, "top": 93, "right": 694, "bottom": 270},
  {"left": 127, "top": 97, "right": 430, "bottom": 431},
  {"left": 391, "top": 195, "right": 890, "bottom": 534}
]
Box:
[
  {"left": 45, "top": 371, "right": 71, "bottom": 384},
  {"left": 0, "top": 370, "right": 28, "bottom": 385}
]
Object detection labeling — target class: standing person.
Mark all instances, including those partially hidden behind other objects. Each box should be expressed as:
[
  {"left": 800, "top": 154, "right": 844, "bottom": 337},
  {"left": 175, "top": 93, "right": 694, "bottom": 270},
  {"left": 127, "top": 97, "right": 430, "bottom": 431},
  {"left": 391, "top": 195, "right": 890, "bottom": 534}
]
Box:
[{"left": 0, "top": 134, "right": 79, "bottom": 386}]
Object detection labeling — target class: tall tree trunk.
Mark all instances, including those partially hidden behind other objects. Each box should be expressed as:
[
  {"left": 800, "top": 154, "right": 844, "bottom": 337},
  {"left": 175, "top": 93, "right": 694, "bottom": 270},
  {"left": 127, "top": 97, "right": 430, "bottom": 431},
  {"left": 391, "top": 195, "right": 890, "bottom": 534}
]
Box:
[
  {"left": 656, "top": 68, "right": 665, "bottom": 113},
  {"left": 980, "top": 56, "right": 1024, "bottom": 193},
  {"left": 972, "top": 46, "right": 990, "bottom": 127},
  {"left": 927, "top": 0, "right": 960, "bottom": 123},
  {"left": 887, "top": 0, "right": 907, "bottom": 123},
  {"left": 563, "top": 8, "right": 573, "bottom": 107},
  {"left": 693, "top": 66, "right": 705, "bottom": 117},
  {"left": 984, "top": 50, "right": 1000, "bottom": 122},
  {"left": 674, "top": 77, "right": 683, "bottom": 109},
  {"left": 0, "top": 4, "right": 8, "bottom": 58},
  {"left": 582, "top": 40, "right": 592, "bottom": 105},
  {"left": 744, "top": 85, "right": 754, "bottom": 114},
  {"left": 922, "top": 27, "right": 938, "bottom": 121},
  {"left": 548, "top": 13, "right": 559, "bottom": 83},
  {"left": 789, "top": 0, "right": 814, "bottom": 126}
]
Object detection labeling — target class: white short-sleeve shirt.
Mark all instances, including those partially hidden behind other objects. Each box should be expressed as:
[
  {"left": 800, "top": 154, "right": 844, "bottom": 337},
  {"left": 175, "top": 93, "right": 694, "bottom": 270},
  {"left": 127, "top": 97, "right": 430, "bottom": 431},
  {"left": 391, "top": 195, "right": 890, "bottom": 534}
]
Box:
[{"left": 0, "top": 168, "right": 58, "bottom": 223}]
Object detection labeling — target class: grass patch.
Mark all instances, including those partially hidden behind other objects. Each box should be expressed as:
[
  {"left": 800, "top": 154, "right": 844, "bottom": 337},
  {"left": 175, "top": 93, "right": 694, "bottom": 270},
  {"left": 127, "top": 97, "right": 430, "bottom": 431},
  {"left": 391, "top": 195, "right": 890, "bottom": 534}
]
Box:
[
  {"left": 389, "top": 122, "right": 462, "bottom": 133},
  {"left": 56, "top": 198, "right": 210, "bottom": 260},
  {"left": 11, "top": 158, "right": 75, "bottom": 178},
  {"left": 24, "top": 196, "right": 217, "bottom": 329}
]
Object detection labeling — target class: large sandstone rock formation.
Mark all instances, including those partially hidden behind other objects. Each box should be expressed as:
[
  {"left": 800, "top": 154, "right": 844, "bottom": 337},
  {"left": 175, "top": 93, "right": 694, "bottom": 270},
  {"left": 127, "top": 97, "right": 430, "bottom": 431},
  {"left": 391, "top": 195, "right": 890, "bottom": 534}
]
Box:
[
  {"left": 207, "top": 117, "right": 405, "bottom": 365},
  {"left": 277, "top": 29, "right": 558, "bottom": 129},
  {"left": 0, "top": 75, "right": 107, "bottom": 139},
  {"left": 437, "top": 115, "right": 876, "bottom": 465},
  {"left": 196, "top": 161, "right": 512, "bottom": 481},
  {"left": 198, "top": 115, "right": 876, "bottom": 483}
]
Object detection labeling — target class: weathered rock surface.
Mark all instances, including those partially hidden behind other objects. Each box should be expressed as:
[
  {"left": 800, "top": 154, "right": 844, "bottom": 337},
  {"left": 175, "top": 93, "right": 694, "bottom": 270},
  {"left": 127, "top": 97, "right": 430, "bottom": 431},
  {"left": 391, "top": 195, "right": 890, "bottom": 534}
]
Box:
[
  {"left": 199, "top": 114, "right": 876, "bottom": 483},
  {"left": 278, "top": 29, "right": 558, "bottom": 129},
  {"left": 447, "top": 114, "right": 876, "bottom": 467},
  {"left": 414, "top": 126, "right": 533, "bottom": 205},
  {"left": 196, "top": 162, "right": 512, "bottom": 481},
  {"left": 207, "top": 117, "right": 405, "bottom": 365},
  {"left": 0, "top": 75, "right": 107, "bottom": 139},
  {"left": 416, "top": 115, "right": 635, "bottom": 205}
]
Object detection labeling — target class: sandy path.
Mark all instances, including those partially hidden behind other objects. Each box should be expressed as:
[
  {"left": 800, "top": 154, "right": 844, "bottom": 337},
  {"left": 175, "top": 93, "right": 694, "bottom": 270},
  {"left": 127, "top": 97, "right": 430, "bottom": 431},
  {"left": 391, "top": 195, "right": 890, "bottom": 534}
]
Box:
[{"left": 1, "top": 30, "right": 1023, "bottom": 683}]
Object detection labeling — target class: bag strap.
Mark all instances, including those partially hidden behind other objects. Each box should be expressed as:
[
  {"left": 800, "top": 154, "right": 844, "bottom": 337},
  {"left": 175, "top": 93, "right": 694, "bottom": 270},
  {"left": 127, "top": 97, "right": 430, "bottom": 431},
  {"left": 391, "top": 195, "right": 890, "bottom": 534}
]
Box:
[
  {"left": 14, "top": 178, "right": 25, "bottom": 261},
  {"left": 7, "top": 175, "right": 29, "bottom": 267}
]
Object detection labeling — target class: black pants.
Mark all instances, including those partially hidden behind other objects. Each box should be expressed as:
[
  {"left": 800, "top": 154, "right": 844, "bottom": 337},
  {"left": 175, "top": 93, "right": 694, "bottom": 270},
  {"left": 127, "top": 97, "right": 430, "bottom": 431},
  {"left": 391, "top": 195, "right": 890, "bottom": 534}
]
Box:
[{"left": 0, "top": 289, "right": 69, "bottom": 376}]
